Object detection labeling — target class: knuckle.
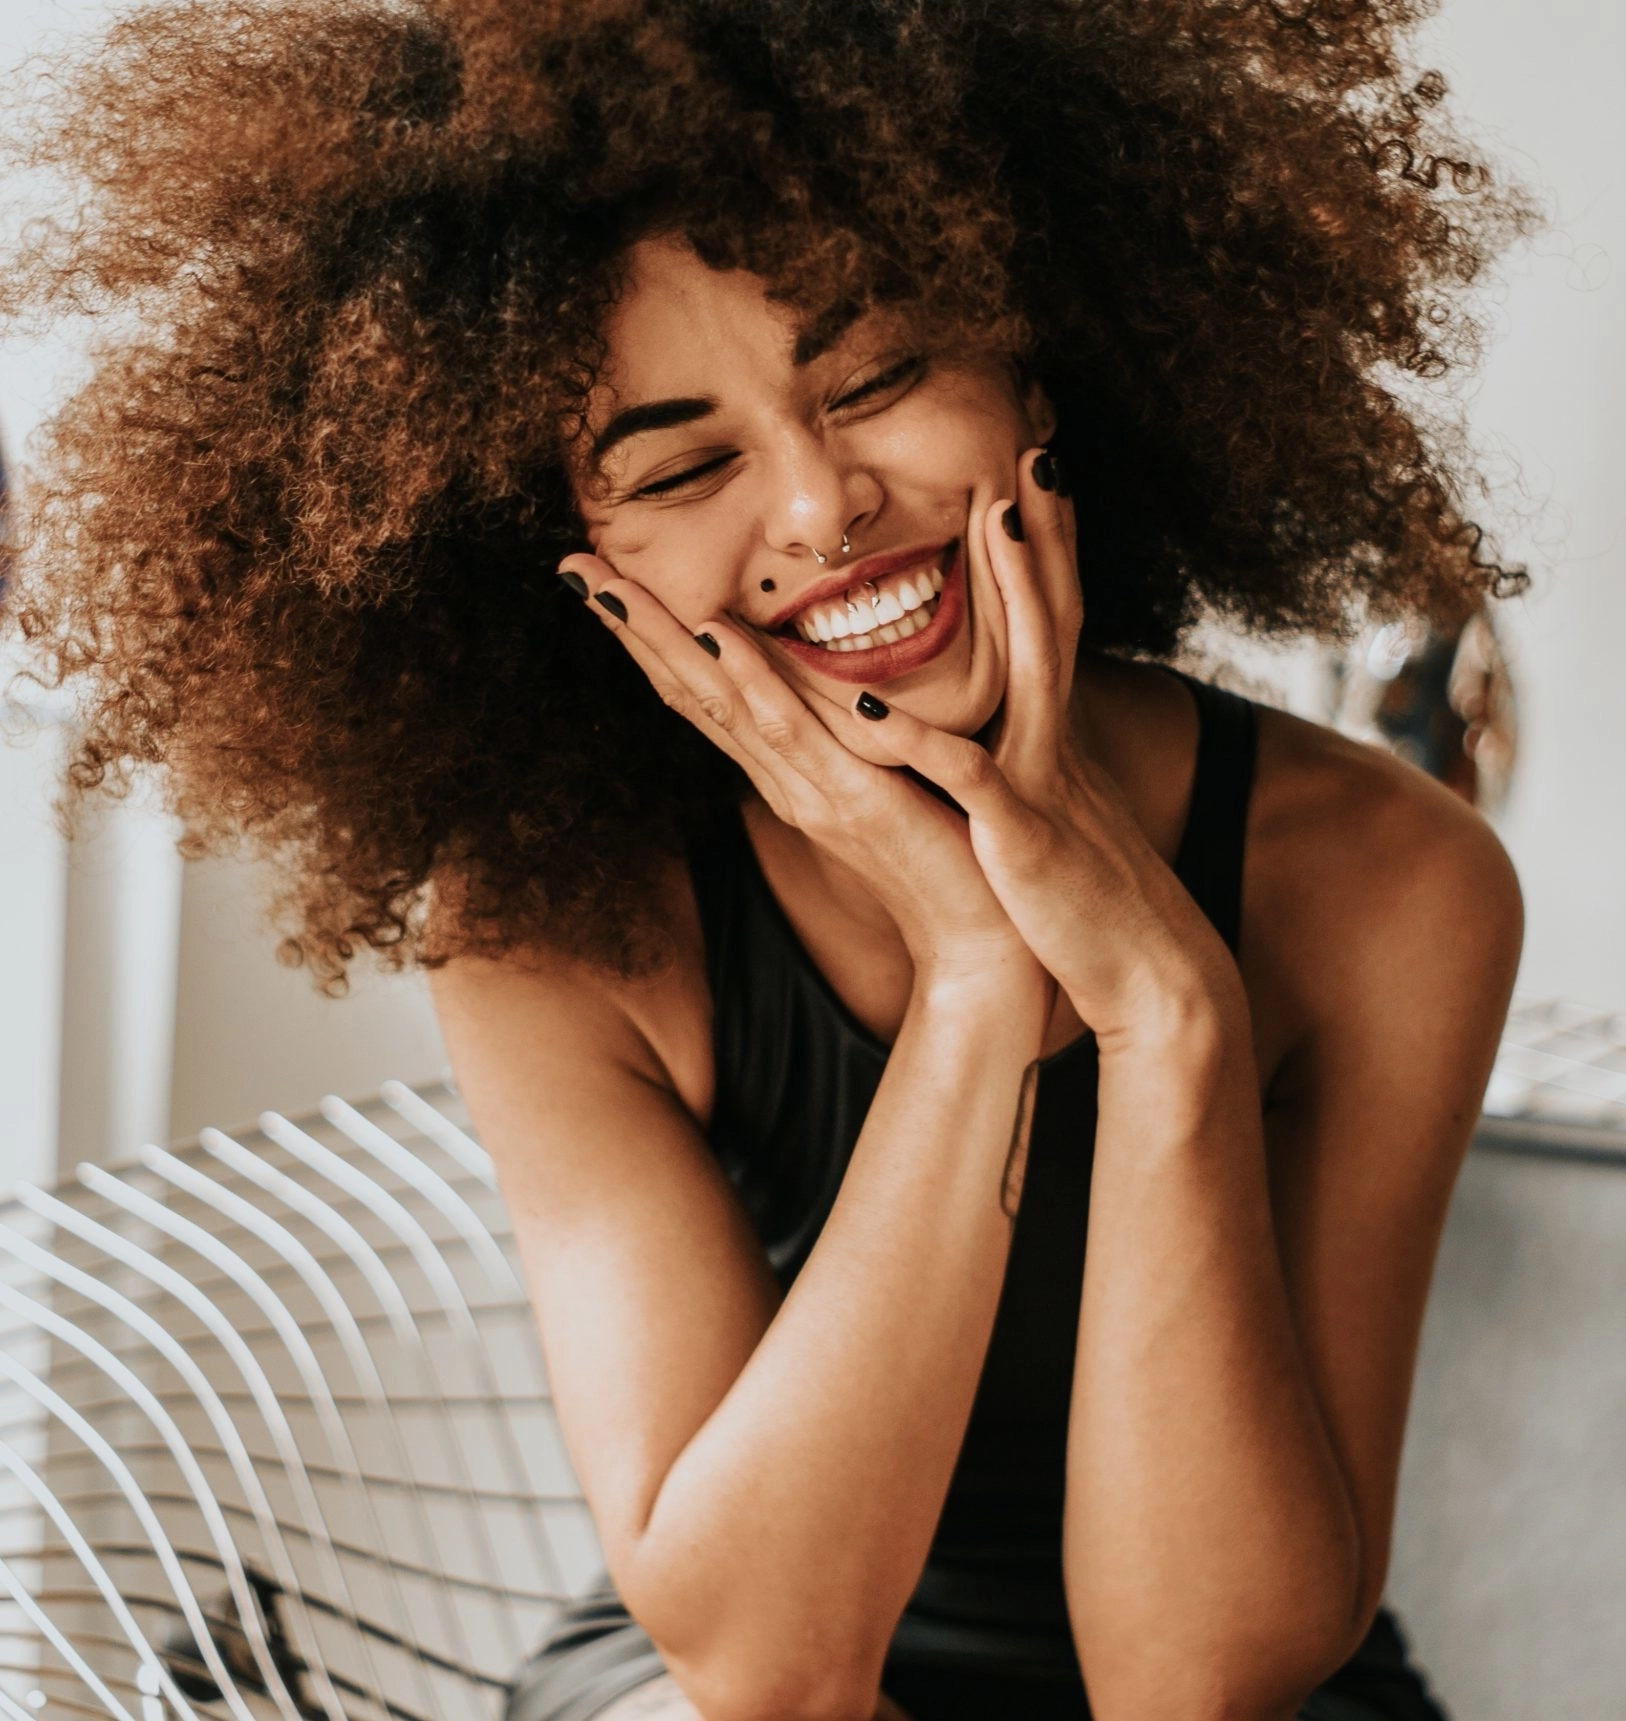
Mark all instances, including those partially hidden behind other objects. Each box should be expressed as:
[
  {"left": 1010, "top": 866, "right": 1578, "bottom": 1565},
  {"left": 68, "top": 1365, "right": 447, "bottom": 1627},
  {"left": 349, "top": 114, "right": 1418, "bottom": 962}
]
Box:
[
  {"left": 829, "top": 794, "right": 882, "bottom": 842},
  {"left": 960, "top": 745, "right": 999, "bottom": 791},
  {"left": 697, "top": 693, "right": 735, "bottom": 729},
  {"left": 755, "top": 717, "right": 799, "bottom": 755}
]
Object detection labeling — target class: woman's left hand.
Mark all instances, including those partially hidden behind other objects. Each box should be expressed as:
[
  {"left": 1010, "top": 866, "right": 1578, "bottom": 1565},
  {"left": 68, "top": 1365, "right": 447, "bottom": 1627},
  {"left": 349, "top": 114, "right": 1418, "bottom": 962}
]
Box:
[{"left": 858, "top": 447, "right": 1239, "bottom": 1050}]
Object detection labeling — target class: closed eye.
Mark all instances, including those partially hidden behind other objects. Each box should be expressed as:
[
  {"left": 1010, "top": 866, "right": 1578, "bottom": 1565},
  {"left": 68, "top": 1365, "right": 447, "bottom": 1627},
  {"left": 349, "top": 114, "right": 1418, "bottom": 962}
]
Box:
[
  {"left": 832, "top": 354, "right": 927, "bottom": 409},
  {"left": 624, "top": 355, "right": 927, "bottom": 501},
  {"left": 628, "top": 453, "right": 737, "bottom": 500}
]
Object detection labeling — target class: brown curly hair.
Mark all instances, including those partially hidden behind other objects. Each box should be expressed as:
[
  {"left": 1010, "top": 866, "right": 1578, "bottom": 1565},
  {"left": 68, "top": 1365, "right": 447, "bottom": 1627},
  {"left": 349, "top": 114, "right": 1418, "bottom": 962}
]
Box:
[{"left": 1, "top": 0, "right": 1532, "bottom": 989}]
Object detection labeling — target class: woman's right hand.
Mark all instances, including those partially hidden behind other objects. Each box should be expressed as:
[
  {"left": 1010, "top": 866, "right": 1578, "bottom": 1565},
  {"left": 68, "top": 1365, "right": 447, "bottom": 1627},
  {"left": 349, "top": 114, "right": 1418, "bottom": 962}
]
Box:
[{"left": 559, "top": 554, "right": 1046, "bottom": 999}]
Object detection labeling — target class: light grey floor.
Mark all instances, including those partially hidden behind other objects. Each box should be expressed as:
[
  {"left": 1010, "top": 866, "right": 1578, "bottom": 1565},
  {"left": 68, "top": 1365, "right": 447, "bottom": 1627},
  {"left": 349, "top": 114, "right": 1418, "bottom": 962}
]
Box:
[{"left": 1387, "top": 1143, "right": 1626, "bottom": 1718}]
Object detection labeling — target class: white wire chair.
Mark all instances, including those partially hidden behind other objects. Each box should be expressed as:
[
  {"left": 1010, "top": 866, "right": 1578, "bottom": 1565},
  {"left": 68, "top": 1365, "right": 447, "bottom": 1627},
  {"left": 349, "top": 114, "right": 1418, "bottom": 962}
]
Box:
[{"left": 0, "top": 1081, "right": 602, "bottom": 1721}]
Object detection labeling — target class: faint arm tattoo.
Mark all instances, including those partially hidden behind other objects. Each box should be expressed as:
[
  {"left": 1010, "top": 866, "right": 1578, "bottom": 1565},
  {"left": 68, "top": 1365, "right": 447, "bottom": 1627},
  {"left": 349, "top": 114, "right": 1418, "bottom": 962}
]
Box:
[{"left": 1000, "top": 1058, "right": 1041, "bottom": 1219}]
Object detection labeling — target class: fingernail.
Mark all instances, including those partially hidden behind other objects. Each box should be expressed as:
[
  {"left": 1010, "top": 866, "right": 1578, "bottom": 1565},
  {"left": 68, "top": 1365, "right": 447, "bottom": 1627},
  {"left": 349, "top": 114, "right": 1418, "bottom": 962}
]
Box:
[
  {"left": 1001, "top": 503, "right": 1024, "bottom": 542},
  {"left": 592, "top": 589, "right": 628, "bottom": 621},
  {"left": 695, "top": 631, "right": 721, "bottom": 658},
  {"left": 1032, "top": 450, "right": 1057, "bottom": 492},
  {"left": 856, "top": 691, "right": 889, "bottom": 720},
  {"left": 556, "top": 567, "right": 589, "bottom": 598}
]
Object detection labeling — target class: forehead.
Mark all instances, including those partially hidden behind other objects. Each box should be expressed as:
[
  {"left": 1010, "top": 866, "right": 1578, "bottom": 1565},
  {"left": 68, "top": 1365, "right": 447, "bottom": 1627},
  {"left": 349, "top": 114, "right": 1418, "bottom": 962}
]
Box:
[{"left": 596, "top": 238, "right": 802, "bottom": 400}]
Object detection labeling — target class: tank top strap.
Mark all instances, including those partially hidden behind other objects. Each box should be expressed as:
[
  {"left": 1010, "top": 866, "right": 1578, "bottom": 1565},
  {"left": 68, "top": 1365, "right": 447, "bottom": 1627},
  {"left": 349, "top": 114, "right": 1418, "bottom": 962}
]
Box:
[{"left": 1161, "top": 666, "right": 1259, "bottom": 956}]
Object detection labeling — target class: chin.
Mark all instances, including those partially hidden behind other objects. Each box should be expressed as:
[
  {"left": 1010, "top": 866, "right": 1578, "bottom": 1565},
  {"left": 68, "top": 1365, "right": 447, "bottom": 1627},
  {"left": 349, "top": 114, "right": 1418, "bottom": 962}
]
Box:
[{"left": 909, "top": 677, "right": 1004, "bottom": 746}]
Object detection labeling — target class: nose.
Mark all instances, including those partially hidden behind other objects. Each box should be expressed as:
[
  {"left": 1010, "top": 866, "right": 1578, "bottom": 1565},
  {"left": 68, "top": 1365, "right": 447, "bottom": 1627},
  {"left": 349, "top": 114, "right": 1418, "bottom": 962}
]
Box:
[{"left": 759, "top": 423, "right": 881, "bottom": 564}]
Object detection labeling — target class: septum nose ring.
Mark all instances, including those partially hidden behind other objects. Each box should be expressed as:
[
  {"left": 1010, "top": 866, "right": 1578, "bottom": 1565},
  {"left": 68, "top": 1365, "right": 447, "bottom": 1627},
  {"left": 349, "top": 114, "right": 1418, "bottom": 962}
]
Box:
[{"left": 810, "top": 532, "right": 854, "bottom": 566}]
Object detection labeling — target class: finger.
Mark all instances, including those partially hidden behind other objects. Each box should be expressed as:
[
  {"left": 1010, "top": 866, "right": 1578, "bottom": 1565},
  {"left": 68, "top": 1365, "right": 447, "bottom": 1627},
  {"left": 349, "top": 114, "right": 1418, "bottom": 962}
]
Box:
[
  {"left": 562, "top": 555, "right": 877, "bottom": 822},
  {"left": 560, "top": 554, "right": 778, "bottom": 788},
  {"left": 1023, "top": 446, "right": 1083, "bottom": 654},
  {"left": 982, "top": 490, "right": 1063, "bottom": 789},
  {"left": 1026, "top": 451, "right": 1090, "bottom": 772},
  {"left": 854, "top": 690, "right": 1040, "bottom": 836}
]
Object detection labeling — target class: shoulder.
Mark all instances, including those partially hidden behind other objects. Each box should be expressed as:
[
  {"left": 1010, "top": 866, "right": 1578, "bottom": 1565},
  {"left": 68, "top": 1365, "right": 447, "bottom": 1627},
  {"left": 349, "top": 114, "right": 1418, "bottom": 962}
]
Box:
[
  {"left": 427, "top": 850, "right": 718, "bottom": 1131},
  {"left": 1244, "top": 699, "right": 1523, "bottom": 1103}
]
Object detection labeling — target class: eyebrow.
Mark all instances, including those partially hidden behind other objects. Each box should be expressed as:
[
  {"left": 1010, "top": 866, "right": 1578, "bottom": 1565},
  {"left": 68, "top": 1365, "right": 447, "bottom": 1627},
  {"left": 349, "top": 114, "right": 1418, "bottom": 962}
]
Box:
[
  {"left": 590, "top": 396, "right": 719, "bottom": 465},
  {"left": 588, "top": 301, "right": 871, "bottom": 468}
]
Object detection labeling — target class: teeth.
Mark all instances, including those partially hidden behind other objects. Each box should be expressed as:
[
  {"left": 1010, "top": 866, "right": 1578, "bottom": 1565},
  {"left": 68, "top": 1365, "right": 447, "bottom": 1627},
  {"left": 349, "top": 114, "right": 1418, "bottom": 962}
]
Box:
[
  {"left": 802, "top": 592, "right": 941, "bottom": 651},
  {"left": 792, "top": 557, "right": 947, "bottom": 642}
]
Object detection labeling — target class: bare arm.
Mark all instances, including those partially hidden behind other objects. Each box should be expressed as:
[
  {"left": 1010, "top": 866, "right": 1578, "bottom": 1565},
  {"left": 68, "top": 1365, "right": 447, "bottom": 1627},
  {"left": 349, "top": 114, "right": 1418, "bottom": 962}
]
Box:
[
  {"left": 434, "top": 943, "right": 1047, "bottom": 1721},
  {"left": 1060, "top": 753, "right": 1523, "bottom": 1721},
  {"left": 630, "top": 964, "right": 1046, "bottom": 1711}
]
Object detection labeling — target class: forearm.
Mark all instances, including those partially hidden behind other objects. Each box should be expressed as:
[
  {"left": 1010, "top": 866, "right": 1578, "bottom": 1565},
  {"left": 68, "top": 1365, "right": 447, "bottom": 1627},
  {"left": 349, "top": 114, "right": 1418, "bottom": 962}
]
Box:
[
  {"left": 625, "top": 963, "right": 1049, "bottom": 1708},
  {"left": 1065, "top": 992, "right": 1361, "bottom": 1719}
]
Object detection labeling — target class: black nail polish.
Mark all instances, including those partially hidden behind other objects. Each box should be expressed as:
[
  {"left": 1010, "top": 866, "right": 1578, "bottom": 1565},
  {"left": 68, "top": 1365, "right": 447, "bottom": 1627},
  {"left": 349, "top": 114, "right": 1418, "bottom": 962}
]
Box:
[
  {"left": 857, "top": 691, "right": 889, "bottom": 720},
  {"left": 591, "top": 589, "right": 627, "bottom": 621},
  {"left": 695, "top": 631, "right": 721, "bottom": 658},
  {"left": 1032, "top": 451, "right": 1057, "bottom": 492},
  {"left": 557, "top": 567, "right": 589, "bottom": 598},
  {"left": 1001, "top": 503, "right": 1025, "bottom": 542}
]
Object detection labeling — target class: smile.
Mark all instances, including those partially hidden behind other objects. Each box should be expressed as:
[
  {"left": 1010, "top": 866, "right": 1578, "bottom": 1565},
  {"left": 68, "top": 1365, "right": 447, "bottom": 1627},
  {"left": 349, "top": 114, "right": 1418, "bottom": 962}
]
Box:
[{"left": 768, "top": 541, "right": 966, "bottom": 685}]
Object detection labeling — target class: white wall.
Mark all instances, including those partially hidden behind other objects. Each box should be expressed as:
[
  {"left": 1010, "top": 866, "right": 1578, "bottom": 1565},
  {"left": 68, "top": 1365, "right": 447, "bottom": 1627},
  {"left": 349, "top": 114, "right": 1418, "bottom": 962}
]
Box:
[
  {"left": 167, "top": 852, "right": 448, "bottom": 1143},
  {"left": 0, "top": 719, "right": 65, "bottom": 1188},
  {"left": 1417, "top": 0, "right": 1626, "bottom": 1001}
]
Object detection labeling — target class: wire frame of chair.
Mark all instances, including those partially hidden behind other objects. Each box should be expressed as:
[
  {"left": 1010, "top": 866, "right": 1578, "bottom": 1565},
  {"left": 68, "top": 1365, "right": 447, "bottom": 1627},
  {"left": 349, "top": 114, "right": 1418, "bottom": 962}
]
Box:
[
  {"left": 0, "top": 1081, "right": 603, "bottom": 1721},
  {"left": 1479, "top": 995, "right": 1626, "bottom": 1163}
]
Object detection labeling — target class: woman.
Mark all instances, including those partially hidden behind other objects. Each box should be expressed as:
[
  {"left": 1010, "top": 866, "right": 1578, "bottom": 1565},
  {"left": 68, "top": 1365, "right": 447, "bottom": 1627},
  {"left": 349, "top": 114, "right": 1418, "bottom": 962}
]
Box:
[{"left": 3, "top": 1, "right": 1528, "bottom": 1717}]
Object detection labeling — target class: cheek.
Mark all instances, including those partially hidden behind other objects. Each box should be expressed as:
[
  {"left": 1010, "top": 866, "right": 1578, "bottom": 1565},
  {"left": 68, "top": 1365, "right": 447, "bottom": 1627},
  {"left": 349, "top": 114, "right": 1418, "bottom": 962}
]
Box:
[{"left": 586, "top": 533, "right": 730, "bottom": 626}]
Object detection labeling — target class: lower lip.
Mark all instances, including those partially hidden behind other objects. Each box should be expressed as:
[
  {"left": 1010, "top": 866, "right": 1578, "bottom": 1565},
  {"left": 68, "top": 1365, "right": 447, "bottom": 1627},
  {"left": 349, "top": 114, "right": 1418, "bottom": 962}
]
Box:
[{"left": 770, "top": 541, "right": 967, "bottom": 686}]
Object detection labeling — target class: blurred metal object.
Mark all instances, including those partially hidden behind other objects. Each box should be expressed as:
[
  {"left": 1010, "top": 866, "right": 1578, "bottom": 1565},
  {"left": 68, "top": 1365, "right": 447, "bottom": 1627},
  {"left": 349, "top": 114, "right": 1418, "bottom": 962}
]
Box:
[
  {"left": 1331, "top": 604, "right": 1518, "bottom": 814},
  {"left": 1477, "top": 997, "right": 1626, "bottom": 1165},
  {"left": 0, "top": 1082, "right": 601, "bottom": 1721}
]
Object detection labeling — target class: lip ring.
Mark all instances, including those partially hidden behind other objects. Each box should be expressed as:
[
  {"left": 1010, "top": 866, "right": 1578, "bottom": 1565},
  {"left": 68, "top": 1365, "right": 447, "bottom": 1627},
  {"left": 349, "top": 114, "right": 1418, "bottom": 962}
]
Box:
[{"left": 768, "top": 540, "right": 966, "bottom": 686}]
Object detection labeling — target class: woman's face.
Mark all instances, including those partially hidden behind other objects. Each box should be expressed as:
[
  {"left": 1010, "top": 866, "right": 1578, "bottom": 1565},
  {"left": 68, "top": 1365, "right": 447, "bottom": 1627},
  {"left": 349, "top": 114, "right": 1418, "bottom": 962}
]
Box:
[{"left": 573, "top": 237, "right": 1056, "bottom": 765}]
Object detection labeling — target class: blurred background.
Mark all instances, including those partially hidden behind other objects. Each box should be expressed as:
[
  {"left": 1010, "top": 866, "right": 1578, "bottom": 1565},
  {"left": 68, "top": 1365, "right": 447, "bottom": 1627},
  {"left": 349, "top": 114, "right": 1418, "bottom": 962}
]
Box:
[{"left": 0, "top": 1, "right": 1622, "bottom": 1716}]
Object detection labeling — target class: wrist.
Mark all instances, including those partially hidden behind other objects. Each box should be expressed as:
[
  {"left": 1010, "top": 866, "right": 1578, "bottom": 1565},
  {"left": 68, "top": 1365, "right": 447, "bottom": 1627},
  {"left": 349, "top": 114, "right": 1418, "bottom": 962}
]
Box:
[
  {"left": 1085, "top": 964, "right": 1249, "bottom": 1070},
  {"left": 1092, "top": 982, "right": 1258, "bottom": 1146},
  {"left": 913, "top": 948, "right": 1053, "bottom": 1025}
]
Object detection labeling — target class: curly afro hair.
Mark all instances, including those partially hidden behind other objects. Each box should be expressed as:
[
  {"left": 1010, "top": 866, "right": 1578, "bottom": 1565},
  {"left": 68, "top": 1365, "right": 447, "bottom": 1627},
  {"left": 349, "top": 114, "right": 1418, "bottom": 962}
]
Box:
[{"left": 1, "top": 0, "right": 1532, "bottom": 988}]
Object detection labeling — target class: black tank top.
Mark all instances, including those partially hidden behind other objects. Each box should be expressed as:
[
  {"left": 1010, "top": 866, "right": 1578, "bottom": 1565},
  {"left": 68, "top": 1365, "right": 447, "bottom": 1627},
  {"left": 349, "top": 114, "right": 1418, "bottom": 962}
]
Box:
[{"left": 684, "top": 668, "right": 1444, "bottom": 1719}]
